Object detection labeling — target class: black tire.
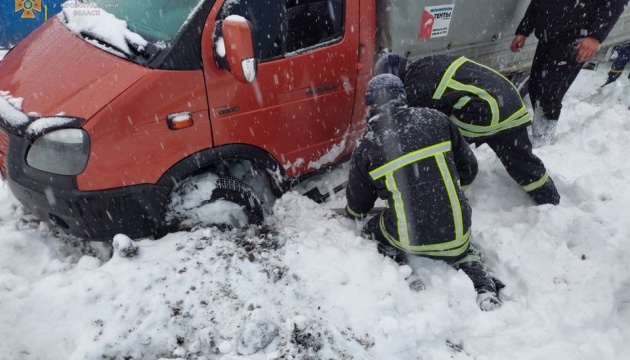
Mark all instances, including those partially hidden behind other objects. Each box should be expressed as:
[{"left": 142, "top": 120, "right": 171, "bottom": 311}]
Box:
[
  {"left": 209, "top": 176, "right": 265, "bottom": 226},
  {"left": 160, "top": 174, "right": 264, "bottom": 234}
]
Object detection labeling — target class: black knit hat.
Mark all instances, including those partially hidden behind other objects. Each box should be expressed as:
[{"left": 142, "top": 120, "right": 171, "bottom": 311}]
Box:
[
  {"left": 365, "top": 74, "right": 406, "bottom": 105},
  {"left": 374, "top": 52, "right": 405, "bottom": 77}
]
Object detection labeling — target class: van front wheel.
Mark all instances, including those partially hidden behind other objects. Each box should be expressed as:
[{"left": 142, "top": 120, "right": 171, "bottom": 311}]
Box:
[{"left": 161, "top": 173, "right": 264, "bottom": 234}]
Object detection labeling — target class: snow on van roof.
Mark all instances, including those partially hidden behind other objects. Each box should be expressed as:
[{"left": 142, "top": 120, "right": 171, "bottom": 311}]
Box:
[{"left": 59, "top": 1, "right": 148, "bottom": 58}]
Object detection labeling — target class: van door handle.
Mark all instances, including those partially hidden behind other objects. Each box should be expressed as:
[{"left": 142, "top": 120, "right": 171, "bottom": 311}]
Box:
[
  {"left": 306, "top": 84, "right": 339, "bottom": 96},
  {"left": 357, "top": 44, "right": 367, "bottom": 71}
]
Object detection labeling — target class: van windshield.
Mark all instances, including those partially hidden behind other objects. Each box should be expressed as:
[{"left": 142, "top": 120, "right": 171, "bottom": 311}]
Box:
[{"left": 85, "top": 0, "right": 203, "bottom": 42}]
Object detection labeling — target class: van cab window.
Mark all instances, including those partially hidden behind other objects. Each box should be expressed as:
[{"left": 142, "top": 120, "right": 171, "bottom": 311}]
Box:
[
  {"left": 286, "top": 0, "right": 344, "bottom": 53},
  {"left": 217, "top": 0, "right": 286, "bottom": 60},
  {"left": 216, "top": 0, "right": 344, "bottom": 62}
]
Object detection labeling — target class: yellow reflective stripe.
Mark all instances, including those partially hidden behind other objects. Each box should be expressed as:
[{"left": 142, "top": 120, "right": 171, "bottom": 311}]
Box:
[
  {"left": 522, "top": 172, "right": 549, "bottom": 192},
  {"left": 453, "top": 96, "right": 471, "bottom": 110},
  {"left": 432, "top": 56, "right": 533, "bottom": 138},
  {"left": 369, "top": 141, "right": 468, "bottom": 256},
  {"left": 447, "top": 80, "right": 500, "bottom": 126},
  {"left": 610, "top": 69, "right": 624, "bottom": 74},
  {"left": 465, "top": 57, "right": 526, "bottom": 102},
  {"left": 345, "top": 205, "right": 366, "bottom": 219},
  {"left": 433, "top": 56, "right": 468, "bottom": 99},
  {"left": 452, "top": 252, "right": 481, "bottom": 267},
  {"left": 454, "top": 110, "right": 531, "bottom": 138},
  {"left": 369, "top": 141, "right": 451, "bottom": 180},
  {"left": 380, "top": 216, "right": 471, "bottom": 256},
  {"left": 384, "top": 173, "right": 410, "bottom": 246},
  {"left": 436, "top": 153, "right": 464, "bottom": 238},
  {"left": 504, "top": 105, "right": 530, "bottom": 124}
]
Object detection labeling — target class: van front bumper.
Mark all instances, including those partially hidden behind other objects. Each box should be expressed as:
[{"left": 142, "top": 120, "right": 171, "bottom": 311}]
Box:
[{"left": 5, "top": 130, "right": 170, "bottom": 241}]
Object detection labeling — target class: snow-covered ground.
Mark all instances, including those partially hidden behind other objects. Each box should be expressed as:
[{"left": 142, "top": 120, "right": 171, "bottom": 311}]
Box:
[{"left": 1, "top": 57, "right": 630, "bottom": 359}]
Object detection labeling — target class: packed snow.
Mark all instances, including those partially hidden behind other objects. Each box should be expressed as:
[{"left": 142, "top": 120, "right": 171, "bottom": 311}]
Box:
[
  {"left": 60, "top": 2, "right": 148, "bottom": 57},
  {"left": 26, "top": 116, "right": 78, "bottom": 137},
  {"left": 0, "top": 91, "right": 28, "bottom": 128},
  {"left": 1, "top": 58, "right": 630, "bottom": 359}
]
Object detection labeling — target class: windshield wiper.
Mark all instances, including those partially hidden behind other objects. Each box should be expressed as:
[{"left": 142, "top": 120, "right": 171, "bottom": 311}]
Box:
[
  {"left": 127, "top": 40, "right": 161, "bottom": 61},
  {"left": 79, "top": 31, "right": 131, "bottom": 59},
  {"left": 79, "top": 30, "right": 161, "bottom": 62}
]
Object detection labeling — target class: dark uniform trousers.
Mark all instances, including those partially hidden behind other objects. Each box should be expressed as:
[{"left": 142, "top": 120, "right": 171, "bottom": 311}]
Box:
[
  {"left": 481, "top": 127, "right": 561, "bottom": 205},
  {"left": 361, "top": 215, "right": 502, "bottom": 295},
  {"left": 529, "top": 41, "right": 584, "bottom": 121}
]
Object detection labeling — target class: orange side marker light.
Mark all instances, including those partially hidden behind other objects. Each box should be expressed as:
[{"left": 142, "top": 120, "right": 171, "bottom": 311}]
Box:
[{"left": 167, "top": 112, "right": 194, "bottom": 130}]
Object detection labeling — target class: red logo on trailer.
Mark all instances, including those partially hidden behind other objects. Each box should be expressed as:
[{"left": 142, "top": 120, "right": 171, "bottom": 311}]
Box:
[{"left": 418, "top": 9, "right": 434, "bottom": 39}]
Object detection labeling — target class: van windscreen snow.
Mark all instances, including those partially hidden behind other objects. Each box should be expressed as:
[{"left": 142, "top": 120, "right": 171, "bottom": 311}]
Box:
[{"left": 84, "top": 0, "right": 204, "bottom": 43}]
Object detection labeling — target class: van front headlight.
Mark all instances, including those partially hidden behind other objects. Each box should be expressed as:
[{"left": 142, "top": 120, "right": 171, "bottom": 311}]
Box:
[{"left": 26, "top": 128, "right": 90, "bottom": 175}]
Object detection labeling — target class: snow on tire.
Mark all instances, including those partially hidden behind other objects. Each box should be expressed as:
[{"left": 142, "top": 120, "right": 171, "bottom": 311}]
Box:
[{"left": 163, "top": 173, "right": 264, "bottom": 232}]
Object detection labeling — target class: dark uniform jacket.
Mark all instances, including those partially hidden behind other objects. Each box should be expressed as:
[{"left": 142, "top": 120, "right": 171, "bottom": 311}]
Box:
[
  {"left": 398, "top": 54, "right": 531, "bottom": 143},
  {"left": 516, "top": 0, "right": 628, "bottom": 43},
  {"left": 346, "top": 96, "right": 477, "bottom": 258}
]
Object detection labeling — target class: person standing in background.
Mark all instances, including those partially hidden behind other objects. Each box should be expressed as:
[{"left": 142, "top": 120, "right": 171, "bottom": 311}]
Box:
[{"left": 510, "top": 0, "right": 628, "bottom": 146}]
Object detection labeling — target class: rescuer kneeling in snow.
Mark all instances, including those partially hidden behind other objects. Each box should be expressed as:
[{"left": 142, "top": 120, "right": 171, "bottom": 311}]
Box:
[
  {"left": 345, "top": 74, "right": 504, "bottom": 311},
  {"left": 375, "top": 52, "right": 560, "bottom": 206}
]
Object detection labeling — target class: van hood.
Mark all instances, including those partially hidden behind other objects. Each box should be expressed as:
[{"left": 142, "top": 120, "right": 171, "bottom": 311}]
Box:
[{"left": 0, "top": 17, "right": 150, "bottom": 121}]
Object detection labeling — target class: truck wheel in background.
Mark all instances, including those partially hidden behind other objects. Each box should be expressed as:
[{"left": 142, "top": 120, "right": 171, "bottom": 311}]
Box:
[{"left": 161, "top": 173, "right": 265, "bottom": 234}]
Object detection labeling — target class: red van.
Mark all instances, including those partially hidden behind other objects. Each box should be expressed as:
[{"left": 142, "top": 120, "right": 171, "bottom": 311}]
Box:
[
  {"left": 0, "top": 0, "right": 373, "bottom": 239},
  {"left": 2, "top": 0, "right": 629, "bottom": 240}
]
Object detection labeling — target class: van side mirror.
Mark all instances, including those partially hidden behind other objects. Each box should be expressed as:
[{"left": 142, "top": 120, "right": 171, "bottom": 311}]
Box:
[{"left": 221, "top": 15, "right": 257, "bottom": 83}]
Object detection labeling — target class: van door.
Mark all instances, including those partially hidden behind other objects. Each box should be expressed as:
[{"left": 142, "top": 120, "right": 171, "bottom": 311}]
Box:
[{"left": 202, "top": 0, "right": 359, "bottom": 177}]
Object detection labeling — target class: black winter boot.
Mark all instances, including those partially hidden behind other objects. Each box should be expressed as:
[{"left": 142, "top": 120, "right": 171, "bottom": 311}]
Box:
[
  {"left": 457, "top": 261, "right": 504, "bottom": 311},
  {"left": 377, "top": 242, "right": 407, "bottom": 265},
  {"left": 528, "top": 177, "right": 561, "bottom": 205}
]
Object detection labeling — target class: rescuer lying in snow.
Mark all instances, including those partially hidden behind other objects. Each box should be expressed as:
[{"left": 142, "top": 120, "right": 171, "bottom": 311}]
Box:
[
  {"left": 345, "top": 74, "right": 504, "bottom": 311},
  {"left": 375, "top": 52, "right": 560, "bottom": 205}
]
